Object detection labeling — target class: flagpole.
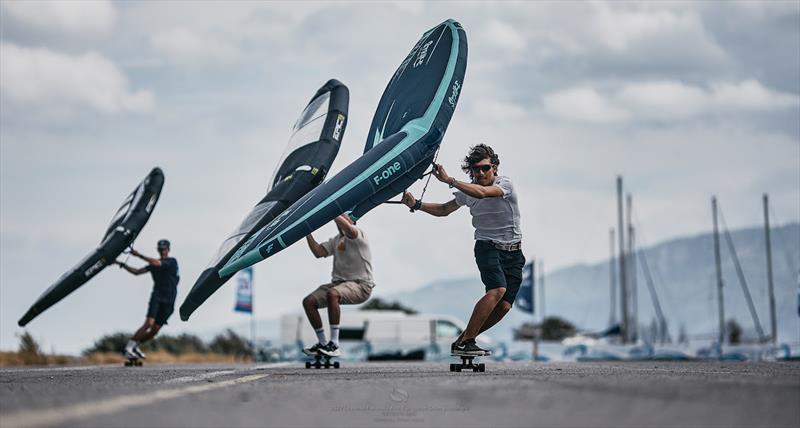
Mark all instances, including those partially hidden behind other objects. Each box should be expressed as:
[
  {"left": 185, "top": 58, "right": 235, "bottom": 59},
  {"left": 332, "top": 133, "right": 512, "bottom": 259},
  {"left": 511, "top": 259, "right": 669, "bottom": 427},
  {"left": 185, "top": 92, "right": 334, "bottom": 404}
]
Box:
[
  {"left": 531, "top": 260, "right": 539, "bottom": 361},
  {"left": 251, "top": 269, "right": 256, "bottom": 362}
]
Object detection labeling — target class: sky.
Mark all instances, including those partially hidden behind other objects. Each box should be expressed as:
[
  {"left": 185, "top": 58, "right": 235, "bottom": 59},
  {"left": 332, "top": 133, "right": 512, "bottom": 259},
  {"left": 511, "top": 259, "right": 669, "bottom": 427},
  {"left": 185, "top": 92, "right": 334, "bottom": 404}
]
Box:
[{"left": 1, "top": 1, "right": 798, "bottom": 354}]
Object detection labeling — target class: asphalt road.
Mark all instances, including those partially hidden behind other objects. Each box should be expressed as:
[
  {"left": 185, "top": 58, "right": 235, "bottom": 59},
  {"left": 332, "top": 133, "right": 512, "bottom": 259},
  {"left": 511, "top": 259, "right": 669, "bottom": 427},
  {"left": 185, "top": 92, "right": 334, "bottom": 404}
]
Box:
[{"left": 1, "top": 361, "right": 798, "bottom": 428}]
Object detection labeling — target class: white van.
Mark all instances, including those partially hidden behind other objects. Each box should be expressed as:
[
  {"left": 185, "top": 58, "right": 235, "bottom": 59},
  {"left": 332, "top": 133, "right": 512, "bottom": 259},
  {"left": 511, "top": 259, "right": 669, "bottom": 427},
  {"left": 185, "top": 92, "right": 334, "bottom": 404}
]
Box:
[{"left": 280, "top": 310, "right": 493, "bottom": 359}]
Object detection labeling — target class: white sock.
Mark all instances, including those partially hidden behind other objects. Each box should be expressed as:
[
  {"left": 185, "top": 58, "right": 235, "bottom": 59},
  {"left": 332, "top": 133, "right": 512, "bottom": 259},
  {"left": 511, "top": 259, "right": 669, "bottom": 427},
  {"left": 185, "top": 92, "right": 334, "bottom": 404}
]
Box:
[
  {"left": 126, "top": 340, "right": 137, "bottom": 351},
  {"left": 314, "top": 328, "right": 326, "bottom": 345},
  {"left": 330, "top": 325, "right": 340, "bottom": 345}
]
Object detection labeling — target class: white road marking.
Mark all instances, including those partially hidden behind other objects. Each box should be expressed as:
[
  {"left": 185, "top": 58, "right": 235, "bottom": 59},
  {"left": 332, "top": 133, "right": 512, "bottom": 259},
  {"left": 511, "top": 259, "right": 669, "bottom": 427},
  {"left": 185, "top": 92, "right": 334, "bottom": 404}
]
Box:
[
  {"left": 252, "top": 362, "right": 293, "bottom": 370},
  {"left": 0, "top": 364, "right": 117, "bottom": 373},
  {"left": 1, "top": 373, "right": 268, "bottom": 428},
  {"left": 163, "top": 369, "right": 237, "bottom": 384}
]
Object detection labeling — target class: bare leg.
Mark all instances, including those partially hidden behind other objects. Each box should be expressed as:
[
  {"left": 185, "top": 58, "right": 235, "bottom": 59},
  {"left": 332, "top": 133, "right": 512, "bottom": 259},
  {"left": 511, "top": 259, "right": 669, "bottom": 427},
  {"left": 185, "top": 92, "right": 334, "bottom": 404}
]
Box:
[
  {"left": 457, "top": 301, "right": 512, "bottom": 343},
  {"left": 302, "top": 295, "right": 323, "bottom": 330},
  {"left": 461, "top": 288, "right": 506, "bottom": 341},
  {"left": 326, "top": 289, "right": 341, "bottom": 325},
  {"left": 131, "top": 318, "right": 156, "bottom": 343},
  {"left": 138, "top": 324, "right": 161, "bottom": 344}
]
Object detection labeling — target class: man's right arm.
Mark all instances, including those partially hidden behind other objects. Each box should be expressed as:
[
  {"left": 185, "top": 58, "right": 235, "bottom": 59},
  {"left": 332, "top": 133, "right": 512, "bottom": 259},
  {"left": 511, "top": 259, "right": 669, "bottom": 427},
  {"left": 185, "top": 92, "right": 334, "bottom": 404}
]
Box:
[
  {"left": 401, "top": 192, "right": 460, "bottom": 217},
  {"left": 116, "top": 262, "right": 147, "bottom": 275},
  {"left": 306, "top": 235, "right": 329, "bottom": 258}
]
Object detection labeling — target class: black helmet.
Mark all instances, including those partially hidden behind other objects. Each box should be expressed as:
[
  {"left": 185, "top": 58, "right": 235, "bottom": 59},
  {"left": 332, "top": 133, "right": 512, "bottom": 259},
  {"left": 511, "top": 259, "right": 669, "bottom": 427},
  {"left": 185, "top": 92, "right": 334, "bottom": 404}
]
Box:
[{"left": 157, "top": 239, "right": 171, "bottom": 250}]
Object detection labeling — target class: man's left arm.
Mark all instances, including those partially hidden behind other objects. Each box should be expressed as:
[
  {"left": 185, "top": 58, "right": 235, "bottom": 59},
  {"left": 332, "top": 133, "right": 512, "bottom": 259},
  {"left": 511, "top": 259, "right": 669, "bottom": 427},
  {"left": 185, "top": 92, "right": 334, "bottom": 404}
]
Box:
[{"left": 432, "top": 164, "right": 504, "bottom": 199}]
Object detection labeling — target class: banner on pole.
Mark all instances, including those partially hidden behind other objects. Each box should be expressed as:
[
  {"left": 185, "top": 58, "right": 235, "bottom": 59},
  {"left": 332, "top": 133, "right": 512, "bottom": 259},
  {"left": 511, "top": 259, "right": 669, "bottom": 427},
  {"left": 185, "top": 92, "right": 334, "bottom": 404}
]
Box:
[
  {"left": 234, "top": 267, "right": 253, "bottom": 313},
  {"left": 515, "top": 261, "right": 535, "bottom": 313}
]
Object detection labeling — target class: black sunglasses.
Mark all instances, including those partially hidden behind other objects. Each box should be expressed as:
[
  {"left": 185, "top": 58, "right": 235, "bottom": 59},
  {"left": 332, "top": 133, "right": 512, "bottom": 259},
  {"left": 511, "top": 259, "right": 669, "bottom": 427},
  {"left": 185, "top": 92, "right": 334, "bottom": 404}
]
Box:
[{"left": 470, "top": 164, "right": 493, "bottom": 173}]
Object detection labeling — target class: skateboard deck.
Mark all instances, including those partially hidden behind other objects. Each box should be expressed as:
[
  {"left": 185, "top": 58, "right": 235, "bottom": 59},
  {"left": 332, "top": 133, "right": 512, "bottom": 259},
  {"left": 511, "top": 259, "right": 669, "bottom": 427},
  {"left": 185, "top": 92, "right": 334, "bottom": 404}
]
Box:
[
  {"left": 305, "top": 353, "right": 340, "bottom": 369},
  {"left": 450, "top": 354, "right": 485, "bottom": 372}
]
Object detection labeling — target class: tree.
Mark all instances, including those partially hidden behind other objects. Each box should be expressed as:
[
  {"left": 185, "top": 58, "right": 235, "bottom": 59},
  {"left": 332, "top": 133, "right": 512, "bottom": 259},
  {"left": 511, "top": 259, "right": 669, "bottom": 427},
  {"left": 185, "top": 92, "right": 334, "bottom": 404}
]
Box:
[
  {"left": 726, "top": 319, "right": 743, "bottom": 345},
  {"left": 83, "top": 333, "right": 130, "bottom": 355},
  {"left": 359, "top": 297, "right": 417, "bottom": 314},
  {"left": 540, "top": 316, "right": 576, "bottom": 341},
  {"left": 18, "top": 331, "right": 47, "bottom": 365},
  {"left": 209, "top": 329, "right": 253, "bottom": 358}
]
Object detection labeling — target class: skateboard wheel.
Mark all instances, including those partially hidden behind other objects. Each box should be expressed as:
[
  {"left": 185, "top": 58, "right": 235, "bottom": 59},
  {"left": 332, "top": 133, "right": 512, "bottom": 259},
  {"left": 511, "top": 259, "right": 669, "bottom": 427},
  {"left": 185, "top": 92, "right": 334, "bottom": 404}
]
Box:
[
  {"left": 449, "top": 364, "right": 455, "bottom": 372},
  {"left": 479, "top": 363, "right": 485, "bottom": 371},
  {"left": 305, "top": 361, "right": 311, "bottom": 369},
  {"left": 455, "top": 366, "right": 462, "bottom": 372},
  {"left": 333, "top": 361, "right": 340, "bottom": 369}
]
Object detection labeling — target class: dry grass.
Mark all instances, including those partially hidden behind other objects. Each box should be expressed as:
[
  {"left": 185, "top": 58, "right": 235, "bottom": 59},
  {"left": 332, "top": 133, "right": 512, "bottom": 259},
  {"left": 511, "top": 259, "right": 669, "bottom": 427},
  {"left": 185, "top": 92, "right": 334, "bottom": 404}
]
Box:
[
  {"left": 0, "top": 351, "right": 77, "bottom": 367},
  {"left": 0, "top": 351, "right": 254, "bottom": 367},
  {"left": 84, "top": 351, "right": 254, "bottom": 364}
]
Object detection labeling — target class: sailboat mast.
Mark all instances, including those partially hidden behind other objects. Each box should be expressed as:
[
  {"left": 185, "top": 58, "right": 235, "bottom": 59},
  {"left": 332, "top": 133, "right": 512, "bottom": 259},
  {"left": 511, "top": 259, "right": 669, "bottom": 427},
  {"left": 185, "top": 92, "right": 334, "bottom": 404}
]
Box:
[
  {"left": 712, "top": 196, "right": 725, "bottom": 345},
  {"left": 627, "top": 194, "right": 637, "bottom": 343},
  {"left": 763, "top": 194, "right": 777, "bottom": 345},
  {"left": 617, "top": 176, "right": 629, "bottom": 343},
  {"left": 609, "top": 228, "right": 617, "bottom": 327}
]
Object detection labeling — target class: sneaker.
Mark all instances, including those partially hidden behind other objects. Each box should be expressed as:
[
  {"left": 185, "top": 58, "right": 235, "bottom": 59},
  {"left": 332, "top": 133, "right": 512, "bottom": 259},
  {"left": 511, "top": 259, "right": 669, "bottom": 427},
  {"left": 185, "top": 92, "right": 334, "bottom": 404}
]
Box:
[
  {"left": 451, "top": 339, "right": 487, "bottom": 356},
  {"left": 303, "top": 343, "right": 325, "bottom": 356},
  {"left": 123, "top": 349, "right": 138, "bottom": 360},
  {"left": 132, "top": 346, "right": 146, "bottom": 359},
  {"left": 319, "top": 341, "right": 341, "bottom": 357}
]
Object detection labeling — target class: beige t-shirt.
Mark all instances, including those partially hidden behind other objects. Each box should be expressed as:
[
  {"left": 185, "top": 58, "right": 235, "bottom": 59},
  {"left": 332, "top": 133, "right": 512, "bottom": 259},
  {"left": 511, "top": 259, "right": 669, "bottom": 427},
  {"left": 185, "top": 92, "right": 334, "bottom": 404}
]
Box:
[{"left": 321, "top": 228, "right": 374, "bottom": 287}]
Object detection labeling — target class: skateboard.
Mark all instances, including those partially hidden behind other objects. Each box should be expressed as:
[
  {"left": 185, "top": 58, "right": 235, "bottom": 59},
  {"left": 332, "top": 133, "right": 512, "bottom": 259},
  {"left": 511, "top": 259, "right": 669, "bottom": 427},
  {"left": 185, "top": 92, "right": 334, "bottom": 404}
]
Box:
[
  {"left": 305, "top": 352, "right": 340, "bottom": 369},
  {"left": 124, "top": 357, "right": 143, "bottom": 367},
  {"left": 449, "top": 355, "right": 485, "bottom": 372}
]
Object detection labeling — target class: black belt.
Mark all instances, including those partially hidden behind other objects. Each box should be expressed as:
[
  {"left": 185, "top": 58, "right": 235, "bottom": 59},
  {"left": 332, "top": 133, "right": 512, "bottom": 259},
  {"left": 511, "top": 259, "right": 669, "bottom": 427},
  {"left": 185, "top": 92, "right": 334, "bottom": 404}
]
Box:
[{"left": 487, "top": 240, "right": 522, "bottom": 251}]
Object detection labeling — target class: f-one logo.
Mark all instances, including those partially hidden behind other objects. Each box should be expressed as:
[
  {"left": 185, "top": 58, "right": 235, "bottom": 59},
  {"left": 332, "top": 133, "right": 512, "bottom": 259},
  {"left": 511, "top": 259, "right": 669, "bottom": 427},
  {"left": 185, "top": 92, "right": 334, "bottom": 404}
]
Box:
[
  {"left": 145, "top": 195, "right": 157, "bottom": 213},
  {"left": 413, "top": 41, "right": 434, "bottom": 68},
  {"left": 448, "top": 80, "right": 461, "bottom": 107},
  {"left": 373, "top": 161, "right": 402, "bottom": 185},
  {"left": 84, "top": 259, "right": 105, "bottom": 277}
]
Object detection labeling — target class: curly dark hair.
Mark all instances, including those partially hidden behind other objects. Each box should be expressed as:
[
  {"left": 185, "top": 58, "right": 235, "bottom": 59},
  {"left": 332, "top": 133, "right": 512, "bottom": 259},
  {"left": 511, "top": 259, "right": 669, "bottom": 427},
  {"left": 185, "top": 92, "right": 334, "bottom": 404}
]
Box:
[{"left": 461, "top": 144, "right": 499, "bottom": 177}]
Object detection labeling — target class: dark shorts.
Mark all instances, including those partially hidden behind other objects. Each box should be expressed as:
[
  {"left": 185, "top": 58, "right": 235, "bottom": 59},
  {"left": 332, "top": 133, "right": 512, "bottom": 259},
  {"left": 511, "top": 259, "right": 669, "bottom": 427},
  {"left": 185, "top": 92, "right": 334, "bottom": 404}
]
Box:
[
  {"left": 474, "top": 240, "right": 526, "bottom": 305},
  {"left": 147, "top": 299, "right": 175, "bottom": 326}
]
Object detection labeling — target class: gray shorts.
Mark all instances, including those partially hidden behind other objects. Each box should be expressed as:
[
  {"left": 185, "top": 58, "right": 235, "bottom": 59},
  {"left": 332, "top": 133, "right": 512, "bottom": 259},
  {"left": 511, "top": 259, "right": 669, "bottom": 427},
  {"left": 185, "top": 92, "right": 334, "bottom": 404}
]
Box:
[{"left": 310, "top": 280, "right": 373, "bottom": 308}]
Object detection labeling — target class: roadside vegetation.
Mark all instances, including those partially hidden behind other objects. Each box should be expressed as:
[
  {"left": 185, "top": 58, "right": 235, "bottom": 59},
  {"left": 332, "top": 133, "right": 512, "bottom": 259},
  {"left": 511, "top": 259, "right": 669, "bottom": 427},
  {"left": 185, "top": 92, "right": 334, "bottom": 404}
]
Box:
[{"left": 0, "top": 329, "right": 255, "bottom": 367}]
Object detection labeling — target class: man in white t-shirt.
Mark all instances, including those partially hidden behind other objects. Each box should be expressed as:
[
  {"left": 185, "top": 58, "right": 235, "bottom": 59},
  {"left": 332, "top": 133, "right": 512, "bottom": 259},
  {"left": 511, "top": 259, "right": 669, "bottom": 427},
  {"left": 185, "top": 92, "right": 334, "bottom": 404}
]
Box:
[
  {"left": 302, "top": 214, "right": 375, "bottom": 357},
  {"left": 402, "top": 144, "right": 524, "bottom": 357}
]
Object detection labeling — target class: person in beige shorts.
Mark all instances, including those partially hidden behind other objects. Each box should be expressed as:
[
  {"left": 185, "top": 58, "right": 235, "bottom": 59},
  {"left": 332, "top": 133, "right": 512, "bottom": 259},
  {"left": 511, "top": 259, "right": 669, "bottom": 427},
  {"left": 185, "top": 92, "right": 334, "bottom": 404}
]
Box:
[{"left": 302, "top": 213, "right": 374, "bottom": 357}]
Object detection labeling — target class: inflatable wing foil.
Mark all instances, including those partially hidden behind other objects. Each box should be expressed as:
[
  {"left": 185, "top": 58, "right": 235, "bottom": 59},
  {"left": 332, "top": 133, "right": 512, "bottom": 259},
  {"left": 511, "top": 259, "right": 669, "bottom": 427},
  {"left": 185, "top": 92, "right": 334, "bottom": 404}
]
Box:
[
  {"left": 220, "top": 19, "right": 467, "bottom": 277},
  {"left": 179, "top": 79, "right": 349, "bottom": 320},
  {"left": 18, "top": 168, "right": 164, "bottom": 326}
]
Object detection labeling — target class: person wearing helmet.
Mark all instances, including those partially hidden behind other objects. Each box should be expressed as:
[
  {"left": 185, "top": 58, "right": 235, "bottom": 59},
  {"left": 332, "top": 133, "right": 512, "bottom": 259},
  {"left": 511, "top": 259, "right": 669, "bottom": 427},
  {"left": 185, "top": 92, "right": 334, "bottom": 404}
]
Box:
[{"left": 116, "top": 239, "right": 180, "bottom": 360}]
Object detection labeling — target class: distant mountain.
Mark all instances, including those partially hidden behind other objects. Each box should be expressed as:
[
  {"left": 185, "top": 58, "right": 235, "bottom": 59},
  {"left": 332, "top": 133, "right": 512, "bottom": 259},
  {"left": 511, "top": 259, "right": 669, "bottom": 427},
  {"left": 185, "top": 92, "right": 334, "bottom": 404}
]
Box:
[{"left": 384, "top": 223, "right": 800, "bottom": 343}]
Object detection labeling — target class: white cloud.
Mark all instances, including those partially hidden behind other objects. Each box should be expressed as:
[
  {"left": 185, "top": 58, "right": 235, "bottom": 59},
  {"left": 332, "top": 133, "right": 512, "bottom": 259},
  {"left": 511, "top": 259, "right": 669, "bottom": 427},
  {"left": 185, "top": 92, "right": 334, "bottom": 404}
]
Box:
[
  {"left": 484, "top": 19, "right": 526, "bottom": 53},
  {"left": 590, "top": 2, "right": 714, "bottom": 52},
  {"left": 543, "top": 86, "right": 630, "bottom": 123},
  {"left": 710, "top": 80, "right": 800, "bottom": 111},
  {"left": 544, "top": 80, "right": 800, "bottom": 123},
  {"left": 150, "top": 28, "right": 241, "bottom": 67},
  {"left": 618, "top": 81, "right": 710, "bottom": 120},
  {"left": 0, "top": 43, "right": 154, "bottom": 114},
  {"left": 2, "top": 0, "right": 116, "bottom": 36}
]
